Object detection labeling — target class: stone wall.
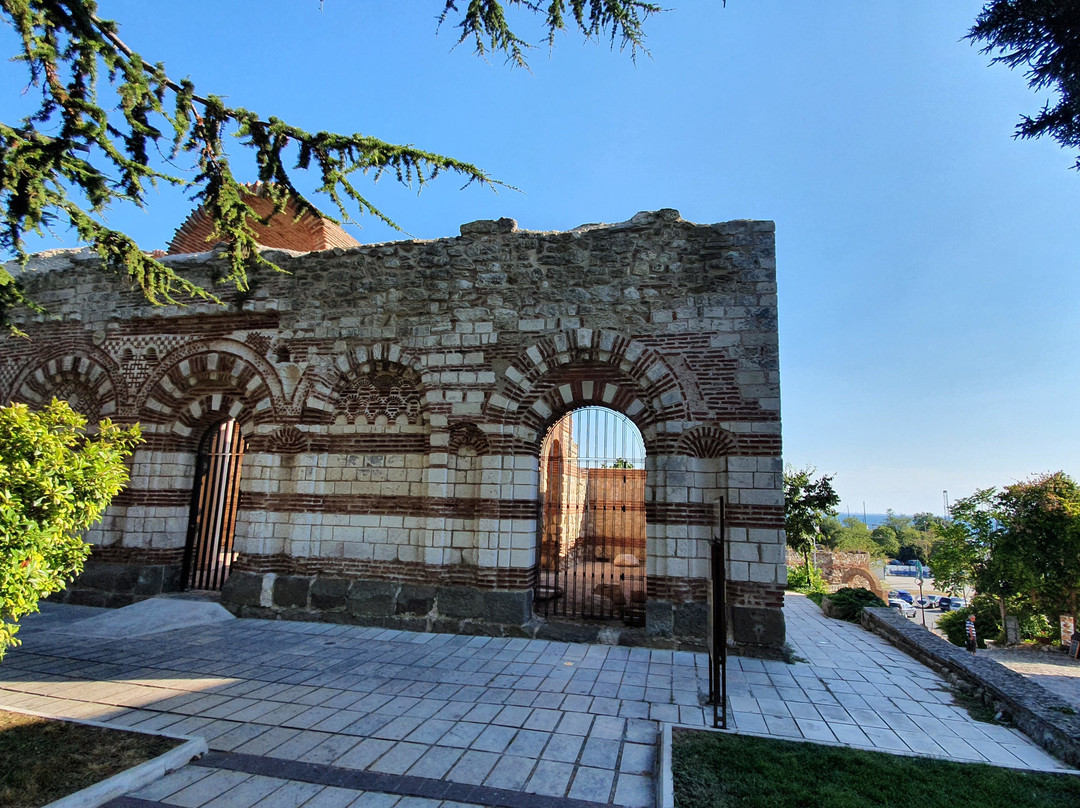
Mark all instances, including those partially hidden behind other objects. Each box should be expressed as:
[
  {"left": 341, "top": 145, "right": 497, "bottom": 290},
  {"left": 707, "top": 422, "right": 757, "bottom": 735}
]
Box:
[
  {"left": 1, "top": 209, "right": 784, "bottom": 651},
  {"left": 786, "top": 548, "right": 884, "bottom": 599}
]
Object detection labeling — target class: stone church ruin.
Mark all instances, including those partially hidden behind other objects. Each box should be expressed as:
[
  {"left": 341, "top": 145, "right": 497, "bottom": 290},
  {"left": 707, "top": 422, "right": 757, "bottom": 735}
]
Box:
[{"left": 1, "top": 204, "right": 785, "bottom": 653}]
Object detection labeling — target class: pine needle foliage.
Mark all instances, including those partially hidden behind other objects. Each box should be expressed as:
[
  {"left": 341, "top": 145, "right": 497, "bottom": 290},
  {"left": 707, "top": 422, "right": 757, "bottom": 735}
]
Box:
[
  {"left": 0, "top": 1, "right": 660, "bottom": 328},
  {"left": 969, "top": 0, "right": 1080, "bottom": 170},
  {"left": 438, "top": 0, "right": 661, "bottom": 68}
]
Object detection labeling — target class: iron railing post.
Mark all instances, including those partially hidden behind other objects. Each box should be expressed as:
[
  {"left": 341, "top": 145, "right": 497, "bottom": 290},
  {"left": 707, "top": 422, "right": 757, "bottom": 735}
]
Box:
[{"left": 709, "top": 498, "right": 728, "bottom": 729}]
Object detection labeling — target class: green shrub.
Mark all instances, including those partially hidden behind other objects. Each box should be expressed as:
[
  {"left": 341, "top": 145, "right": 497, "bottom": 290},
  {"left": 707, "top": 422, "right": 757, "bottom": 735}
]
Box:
[
  {"left": 1017, "top": 612, "right": 1055, "bottom": 642},
  {"left": 0, "top": 400, "right": 141, "bottom": 659},
  {"left": 822, "top": 587, "right": 885, "bottom": 621},
  {"left": 806, "top": 591, "right": 826, "bottom": 606},
  {"left": 786, "top": 563, "right": 828, "bottom": 594}
]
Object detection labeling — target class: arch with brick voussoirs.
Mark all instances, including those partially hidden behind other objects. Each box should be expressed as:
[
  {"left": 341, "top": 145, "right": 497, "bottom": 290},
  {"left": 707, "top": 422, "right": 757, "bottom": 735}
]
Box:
[
  {"left": 134, "top": 339, "right": 283, "bottom": 439},
  {"left": 674, "top": 424, "right": 740, "bottom": 459},
  {"left": 8, "top": 348, "right": 122, "bottom": 421},
  {"left": 491, "top": 329, "right": 694, "bottom": 451},
  {"left": 297, "top": 342, "right": 431, "bottom": 423}
]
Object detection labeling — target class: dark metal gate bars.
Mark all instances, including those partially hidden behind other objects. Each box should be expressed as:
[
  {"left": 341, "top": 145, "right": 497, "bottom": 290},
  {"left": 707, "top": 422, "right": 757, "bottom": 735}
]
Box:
[
  {"left": 535, "top": 407, "right": 646, "bottom": 626},
  {"left": 708, "top": 498, "right": 728, "bottom": 728},
  {"left": 183, "top": 419, "right": 245, "bottom": 591}
]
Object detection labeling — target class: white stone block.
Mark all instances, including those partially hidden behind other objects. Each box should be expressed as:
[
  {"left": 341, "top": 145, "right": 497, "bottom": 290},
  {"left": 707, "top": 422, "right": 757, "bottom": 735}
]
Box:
[
  {"left": 728, "top": 542, "right": 759, "bottom": 563},
  {"left": 748, "top": 562, "right": 776, "bottom": 583},
  {"left": 373, "top": 543, "right": 397, "bottom": 561}
]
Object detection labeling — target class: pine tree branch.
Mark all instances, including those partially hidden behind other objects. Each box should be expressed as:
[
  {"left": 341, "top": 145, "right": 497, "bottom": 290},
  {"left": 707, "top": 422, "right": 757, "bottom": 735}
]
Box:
[{"left": 0, "top": 0, "right": 659, "bottom": 329}]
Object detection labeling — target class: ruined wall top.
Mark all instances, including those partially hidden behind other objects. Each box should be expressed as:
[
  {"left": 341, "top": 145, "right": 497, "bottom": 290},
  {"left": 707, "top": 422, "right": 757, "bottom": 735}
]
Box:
[{"left": 7, "top": 209, "right": 777, "bottom": 340}]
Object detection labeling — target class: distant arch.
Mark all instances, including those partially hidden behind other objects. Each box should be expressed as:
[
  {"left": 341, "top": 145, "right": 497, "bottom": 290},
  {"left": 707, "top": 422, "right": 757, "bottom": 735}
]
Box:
[
  {"left": 676, "top": 425, "right": 738, "bottom": 458},
  {"left": 839, "top": 568, "right": 885, "bottom": 600}
]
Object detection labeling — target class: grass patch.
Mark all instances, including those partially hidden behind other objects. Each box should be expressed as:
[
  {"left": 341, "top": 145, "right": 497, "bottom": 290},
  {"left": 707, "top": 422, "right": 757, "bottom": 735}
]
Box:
[
  {"left": 672, "top": 729, "right": 1080, "bottom": 808},
  {"left": 0, "top": 709, "right": 182, "bottom": 808},
  {"left": 948, "top": 688, "right": 1007, "bottom": 725}
]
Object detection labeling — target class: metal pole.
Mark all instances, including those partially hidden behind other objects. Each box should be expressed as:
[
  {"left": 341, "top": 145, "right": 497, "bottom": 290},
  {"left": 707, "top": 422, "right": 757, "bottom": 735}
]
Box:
[
  {"left": 709, "top": 498, "right": 728, "bottom": 729},
  {"left": 719, "top": 497, "right": 727, "bottom": 730},
  {"left": 711, "top": 537, "right": 719, "bottom": 728}
]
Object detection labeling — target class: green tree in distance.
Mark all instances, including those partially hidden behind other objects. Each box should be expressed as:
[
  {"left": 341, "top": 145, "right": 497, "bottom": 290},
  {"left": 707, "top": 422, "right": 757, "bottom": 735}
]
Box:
[
  {"left": 998, "top": 471, "right": 1080, "bottom": 617},
  {"left": 869, "top": 510, "right": 933, "bottom": 563},
  {"left": 969, "top": 0, "right": 1080, "bottom": 171},
  {"left": 913, "top": 512, "right": 947, "bottom": 532},
  {"left": 929, "top": 489, "right": 1002, "bottom": 600},
  {"left": 0, "top": 0, "right": 658, "bottom": 328},
  {"left": 783, "top": 465, "right": 840, "bottom": 570},
  {"left": 830, "top": 516, "right": 877, "bottom": 555},
  {"left": 930, "top": 474, "right": 1080, "bottom": 631},
  {"left": 0, "top": 400, "right": 141, "bottom": 659}
]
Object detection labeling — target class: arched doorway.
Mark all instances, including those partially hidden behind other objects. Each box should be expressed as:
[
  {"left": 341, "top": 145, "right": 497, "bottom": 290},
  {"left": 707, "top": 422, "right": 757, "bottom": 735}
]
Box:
[
  {"left": 183, "top": 419, "right": 245, "bottom": 591},
  {"left": 535, "top": 407, "right": 646, "bottom": 625}
]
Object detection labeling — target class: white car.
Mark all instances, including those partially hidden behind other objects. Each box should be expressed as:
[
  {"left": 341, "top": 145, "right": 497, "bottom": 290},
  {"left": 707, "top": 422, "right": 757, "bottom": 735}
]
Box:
[{"left": 888, "top": 598, "right": 917, "bottom": 618}]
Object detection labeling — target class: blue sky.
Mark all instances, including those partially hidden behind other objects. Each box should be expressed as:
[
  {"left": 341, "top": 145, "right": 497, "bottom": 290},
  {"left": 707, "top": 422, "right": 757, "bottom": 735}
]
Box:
[{"left": 4, "top": 2, "right": 1078, "bottom": 515}]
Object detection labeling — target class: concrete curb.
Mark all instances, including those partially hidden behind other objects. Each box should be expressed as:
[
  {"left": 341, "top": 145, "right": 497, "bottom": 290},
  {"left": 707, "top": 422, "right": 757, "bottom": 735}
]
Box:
[
  {"left": 0, "top": 706, "right": 207, "bottom": 808},
  {"left": 657, "top": 722, "right": 674, "bottom": 808}
]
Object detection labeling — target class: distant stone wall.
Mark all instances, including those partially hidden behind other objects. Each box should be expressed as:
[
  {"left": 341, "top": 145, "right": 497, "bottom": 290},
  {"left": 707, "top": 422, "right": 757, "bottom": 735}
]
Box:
[
  {"left": 787, "top": 549, "right": 884, "bottom": 599},
  {"left": 3, "top": 209, "right": 784, "bottom": 651}
]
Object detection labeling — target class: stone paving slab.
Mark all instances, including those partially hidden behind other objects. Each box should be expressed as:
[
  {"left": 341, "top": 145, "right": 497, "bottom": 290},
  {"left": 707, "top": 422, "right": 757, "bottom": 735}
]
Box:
[
  {"left": 781, "top": 594, "right": 1071, "bottom": 770},
  {"left": 2, "top": 594, "right": 1075, "bottom": 808},
  {"left": 51, "top": 596, "right": 234, "bottom": 639}
]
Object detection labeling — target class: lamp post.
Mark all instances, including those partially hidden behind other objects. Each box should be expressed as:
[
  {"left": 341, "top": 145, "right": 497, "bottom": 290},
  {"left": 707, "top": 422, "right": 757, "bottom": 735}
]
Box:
[{"left": 916, "top": 559, "right": 926, "bottom": 628}]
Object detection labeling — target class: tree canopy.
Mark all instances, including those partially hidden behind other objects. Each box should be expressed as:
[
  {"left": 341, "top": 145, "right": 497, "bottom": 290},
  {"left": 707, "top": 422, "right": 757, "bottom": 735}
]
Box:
[
  {"left": 969, "top": 0, "right": 1080, "bottom": 170},
  {"left": 929, "top": 472, "right": 1080, "bottom": 628},
  {"left": 0, "top": 0, "right": 658, "bottom": 328},
  {"left": 783, "top": 465, "right": 840, "bottom": 568}
]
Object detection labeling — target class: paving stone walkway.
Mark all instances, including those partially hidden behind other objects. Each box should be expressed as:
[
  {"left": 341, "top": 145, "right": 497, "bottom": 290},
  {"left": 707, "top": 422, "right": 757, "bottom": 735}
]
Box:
[
  {"left": 0, "top": 594, "right": 1072, "bottom": 808},
  {"left": 980, "top": 646, "right": 1080, "bottom": 709},
  {"left": 775, "top": 595, "right": 1071, "bottom": 769}
]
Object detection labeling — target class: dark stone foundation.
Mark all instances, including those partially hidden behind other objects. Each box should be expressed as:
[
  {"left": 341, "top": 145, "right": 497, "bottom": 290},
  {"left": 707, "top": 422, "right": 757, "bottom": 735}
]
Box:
[
  {"left": 54, "top": 559, "right": 183, "bottom": 608},
  {"left": 57, "top": 563, "right": 786, "bottom": 654}
]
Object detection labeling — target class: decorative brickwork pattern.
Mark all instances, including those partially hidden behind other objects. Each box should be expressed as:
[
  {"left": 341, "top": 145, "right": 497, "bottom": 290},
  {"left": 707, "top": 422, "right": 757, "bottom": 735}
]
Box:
[{"left": 3, "top": 209, "right": 784, "bottom": 650}]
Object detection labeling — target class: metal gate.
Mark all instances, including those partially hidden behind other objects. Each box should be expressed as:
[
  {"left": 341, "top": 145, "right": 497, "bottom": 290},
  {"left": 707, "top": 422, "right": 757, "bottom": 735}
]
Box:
[
  {"left": 535, "top": 407, "right": 646, "bottom": 625},
  {"left": 183, "top": 419, "right": 245, "bottom": 591}
]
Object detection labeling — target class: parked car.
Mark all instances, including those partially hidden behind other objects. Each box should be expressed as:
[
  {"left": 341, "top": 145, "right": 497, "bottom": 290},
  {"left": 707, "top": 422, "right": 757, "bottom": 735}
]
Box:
[
  {"left": 893, "top": 590, "right": 914, "bottom": 604},
  {"left": 916, "top": 594, "right": 941, "bottom": 609},
  {"left": 948, "top": 598, "right": 968, "bottom": 611},
  {"left": 888, "top": 598, "right": 917, "bottom": 618},
  {"left": 938, "top": 597, "right": 952, "bottom": 610}
]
